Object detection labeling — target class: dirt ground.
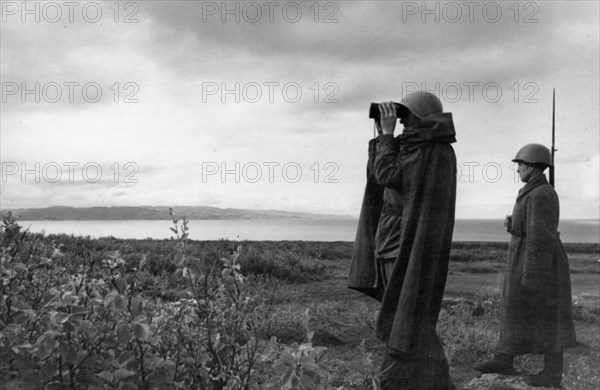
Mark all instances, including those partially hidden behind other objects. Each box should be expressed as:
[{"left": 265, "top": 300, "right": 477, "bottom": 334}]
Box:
[{"left": 293, "top": 262, "right": 600, "bottom": 389}]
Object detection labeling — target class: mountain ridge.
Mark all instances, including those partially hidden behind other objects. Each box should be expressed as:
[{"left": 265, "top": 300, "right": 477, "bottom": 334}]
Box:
[{"left": 1, "top": 206, "right": 355, "bottom": 221}]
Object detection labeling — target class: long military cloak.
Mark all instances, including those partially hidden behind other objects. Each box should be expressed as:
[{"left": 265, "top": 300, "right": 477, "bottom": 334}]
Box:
[
  {"left": 498, "top": 173, "right": 576, "bottom": 354},
  {"left": 348, "top": 139, "right": 385, "bottom": 300},
  {"left": 374, "top": 113, "right": 457, "bottom": 357}
]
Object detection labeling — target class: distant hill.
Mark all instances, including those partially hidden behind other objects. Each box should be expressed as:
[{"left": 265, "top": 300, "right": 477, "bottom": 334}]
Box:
[{"left": 1, "top": 206, "right": 355, "bottom": 221}]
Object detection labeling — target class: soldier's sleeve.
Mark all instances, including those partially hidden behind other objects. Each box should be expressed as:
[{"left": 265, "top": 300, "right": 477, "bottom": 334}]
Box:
[
  {"left": 522, "top": 189, "right": 558, "bottom": 291},
  {"left": 374, "top": 134, "right": 402, "bottom": 187}
]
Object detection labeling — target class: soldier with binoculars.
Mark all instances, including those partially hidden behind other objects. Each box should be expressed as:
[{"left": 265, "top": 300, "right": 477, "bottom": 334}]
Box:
[{"left": 350, "top": 90, "right": 457, "bottom": 390}]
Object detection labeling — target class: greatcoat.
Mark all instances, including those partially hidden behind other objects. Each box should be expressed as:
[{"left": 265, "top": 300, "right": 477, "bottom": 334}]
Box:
[{"left": 498, "top": 173, "right": 576, "bottom": 354}]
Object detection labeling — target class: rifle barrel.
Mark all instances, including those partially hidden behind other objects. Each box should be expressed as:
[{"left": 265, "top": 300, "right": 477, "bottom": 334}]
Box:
[{"left": 550, "top": 88, "right": 556, "bottom": 187}]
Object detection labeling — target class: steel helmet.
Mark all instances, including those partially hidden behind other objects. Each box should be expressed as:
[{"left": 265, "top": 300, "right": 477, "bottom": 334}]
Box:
[
  {"left": 512, "top": 143, "right": 553, "bottom": 166},
  {"left": 398, "top": 91, "right": 443, "bottom": 119}
]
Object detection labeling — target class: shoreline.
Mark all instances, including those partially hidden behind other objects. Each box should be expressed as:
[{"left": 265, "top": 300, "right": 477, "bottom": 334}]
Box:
[
  {"left": 30, "top": 232, "right": 599, "bottom": 253},
  {"left": 16, "top": 219, "right": 600, "bottom": 244}
]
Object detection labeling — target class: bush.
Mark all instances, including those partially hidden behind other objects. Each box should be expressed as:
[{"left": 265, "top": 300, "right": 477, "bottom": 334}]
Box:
[
  {"left": 572, "top": 303, "right": 600, "bottom": 323},
  {"left": 438, "top": 296, "right": 501, "bottom": 365},
  {"left": 238, "top": 246, "right": 327, "bottom": 283},
  {"left": 0, "top": 211, "right": 334, "bottom": 390}
]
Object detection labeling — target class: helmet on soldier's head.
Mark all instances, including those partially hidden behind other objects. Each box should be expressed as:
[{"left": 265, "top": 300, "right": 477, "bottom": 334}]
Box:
[
  {"left": 398, "top": 91, "right": 443, "bottom": 119},
  {"left": 512, "top": 143, "right": 553, "bottom": 167}
]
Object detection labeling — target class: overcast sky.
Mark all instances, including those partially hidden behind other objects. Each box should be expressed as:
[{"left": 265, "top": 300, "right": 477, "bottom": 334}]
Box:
[{"left": 1, "top": 0, "right": 598, "bottom": 219}]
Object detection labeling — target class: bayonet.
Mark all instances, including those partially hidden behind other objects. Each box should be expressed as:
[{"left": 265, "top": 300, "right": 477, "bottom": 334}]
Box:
[{"left": 550, "top": 88, "right": 556, "bottom": 187}]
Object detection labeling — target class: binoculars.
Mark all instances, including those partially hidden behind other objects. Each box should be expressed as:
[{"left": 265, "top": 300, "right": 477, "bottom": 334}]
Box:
[{"left": 368, "top": 102, "right": 406, "bottom": 120}]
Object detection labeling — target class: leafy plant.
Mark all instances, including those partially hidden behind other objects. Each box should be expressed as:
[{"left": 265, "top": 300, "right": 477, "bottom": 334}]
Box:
[
  {"left": 357, "top": 339, "right": 381, "bottom": 390},
  {"left": 261, "top": 309, "right": 326, "bottom": 390},
  {"left": 0, "top": 210, "right": 281, "bottom": 389}
]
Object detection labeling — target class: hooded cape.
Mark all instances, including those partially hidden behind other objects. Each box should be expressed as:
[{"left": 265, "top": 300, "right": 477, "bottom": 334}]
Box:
[
  {"left": 348, "top": 139, "right": 385, "bottom": 300},
  {"left": 374, "top": 113, "right": 457, "bottom": 356}
]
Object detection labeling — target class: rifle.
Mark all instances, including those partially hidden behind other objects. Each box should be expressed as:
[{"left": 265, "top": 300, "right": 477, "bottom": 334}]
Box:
[{"left": 550, "top": 88, "right": 556, "bottom": 187}]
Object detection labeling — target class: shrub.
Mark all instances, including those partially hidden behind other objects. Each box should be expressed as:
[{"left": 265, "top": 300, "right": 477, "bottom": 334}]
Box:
[
  {"left": 237, "top": 247, "right": 327, "bottom": 283},
  {"left": 0, "top": 211, "right": 325, "bottom": 389},
  {"left": 438, "top": 296, "right": 501, "bottom": 365}
]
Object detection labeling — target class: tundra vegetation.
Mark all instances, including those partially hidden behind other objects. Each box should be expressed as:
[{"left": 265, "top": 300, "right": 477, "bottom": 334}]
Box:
[{"left": 1, "top": 210, "right": 598, "bottom": 389}]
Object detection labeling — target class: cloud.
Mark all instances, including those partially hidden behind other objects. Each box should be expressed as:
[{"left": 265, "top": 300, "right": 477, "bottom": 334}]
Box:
[
  {"left": 0, "top": 0, "right": 598, "bottom": 219},
  {"left": 578, "top": 154, "right": 600, "bottom": 201}
]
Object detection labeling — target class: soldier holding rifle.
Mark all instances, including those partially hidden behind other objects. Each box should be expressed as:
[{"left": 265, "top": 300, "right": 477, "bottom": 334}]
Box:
[{"left": 475, "top": 143, "right": 576, "bottom": 388}]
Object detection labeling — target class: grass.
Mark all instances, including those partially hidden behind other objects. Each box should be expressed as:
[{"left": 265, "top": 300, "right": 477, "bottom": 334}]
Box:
[
  {"left": 12, "top": 233, "right": 600, "bottom": 389},
  {"left": 260, "top": 277, "right": 599, "bottom": 389},
  {"left": 241, "top": 241, "right": 599, "bottom": 389}
]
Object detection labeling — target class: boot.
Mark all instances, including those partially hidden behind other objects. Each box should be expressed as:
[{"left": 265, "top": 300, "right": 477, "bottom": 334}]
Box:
[
  {"left": 474, "top": 353, "right": 516, "bottom": 375},
  {"left": 524, "top": 353, "right": 563, "bottom": 388}
]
